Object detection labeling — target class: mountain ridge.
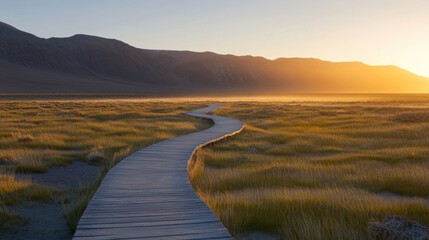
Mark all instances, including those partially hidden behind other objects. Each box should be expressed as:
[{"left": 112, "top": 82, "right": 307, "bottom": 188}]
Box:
[{"left": 1, "top": 21, "right": 428, "bottom": 94}]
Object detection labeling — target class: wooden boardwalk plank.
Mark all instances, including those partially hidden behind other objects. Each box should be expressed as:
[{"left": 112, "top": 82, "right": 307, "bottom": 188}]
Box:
[{"left": 73, "top": 104, "right": 243, "bottom": 239}]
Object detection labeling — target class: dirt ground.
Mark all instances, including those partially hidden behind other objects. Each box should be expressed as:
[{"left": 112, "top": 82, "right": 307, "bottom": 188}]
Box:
[{"left": 1, "top": 161, "right": 99, "bottom": 240}]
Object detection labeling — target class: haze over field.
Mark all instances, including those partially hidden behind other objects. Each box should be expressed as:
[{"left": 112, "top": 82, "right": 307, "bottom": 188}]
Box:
[{"left": 1, "top": 21, "right": 429, "bottom": 94}]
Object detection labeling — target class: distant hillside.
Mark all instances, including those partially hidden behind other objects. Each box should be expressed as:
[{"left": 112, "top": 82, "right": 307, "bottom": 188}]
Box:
[{"left": 1, "top": 21, "right": 428, "bottom": 93}]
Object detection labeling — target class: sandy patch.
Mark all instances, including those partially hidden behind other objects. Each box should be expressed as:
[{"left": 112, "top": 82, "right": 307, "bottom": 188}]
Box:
[
  {"left": 2, "top": 161, "right": 99, "bottom": 240},
  {"left": 18, "top": 161, "right": 99, "bottom": 189}
]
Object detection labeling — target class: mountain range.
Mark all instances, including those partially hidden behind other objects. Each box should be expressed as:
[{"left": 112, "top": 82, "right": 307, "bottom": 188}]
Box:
[{"left": 1, "top": 21, "right": 428, "bottom": 94}]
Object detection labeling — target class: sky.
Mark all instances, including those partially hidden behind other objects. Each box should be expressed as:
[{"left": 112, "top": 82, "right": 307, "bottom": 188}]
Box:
[{"left": 1, "top": 0, "right": 428, "bottom": 77}]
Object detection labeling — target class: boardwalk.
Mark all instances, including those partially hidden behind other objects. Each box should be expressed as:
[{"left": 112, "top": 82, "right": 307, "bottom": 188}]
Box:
[{"left": 73, "top": 104, "right": 244, "bottom": 239}]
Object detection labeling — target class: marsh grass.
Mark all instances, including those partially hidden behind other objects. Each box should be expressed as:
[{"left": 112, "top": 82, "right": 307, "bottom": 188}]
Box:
[
  {"left": 0, "top": 100, "right": 210, "bottom": 231},
  {"left": 190, "top": 101, "right": 429, "bottom": 239},
  {"left": 0, "top": 173, "right": 57, "bottom": 205},
  {"left": 63, "top": 175, "right": 101, "bottom": 232},
  {"left": 0, "top": 202, "right": 25, "bottom": 229}
]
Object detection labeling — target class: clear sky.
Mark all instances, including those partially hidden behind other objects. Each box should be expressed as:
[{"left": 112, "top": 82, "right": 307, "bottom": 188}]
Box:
[{"left": 1, "top": 0, "right": 428, "bottom": 77}]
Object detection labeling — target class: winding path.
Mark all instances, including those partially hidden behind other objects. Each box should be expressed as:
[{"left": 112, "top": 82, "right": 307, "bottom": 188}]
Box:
[{"left": 73, "top": 104, "right": 243, "bottom": 239}]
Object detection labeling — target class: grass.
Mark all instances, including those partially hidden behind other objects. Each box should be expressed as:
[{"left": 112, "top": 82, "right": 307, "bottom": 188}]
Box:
[
  {"left": 0, "top": 100, "right": 210, "bottom": 232},
  {"left": 63, "top": 174, "right": 102, "bottom": 231},
  {"left": 0, "top": 171, "right": 56, "bottom": 230},
  {"left": 0, "top": 202, "right": 25, "bottom": 229},
  {"left": 190, "top": 100, "right": 429, "bottom": 239}
]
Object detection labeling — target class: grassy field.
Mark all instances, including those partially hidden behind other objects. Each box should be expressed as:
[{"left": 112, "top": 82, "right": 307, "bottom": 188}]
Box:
[
  {"left": 3, "top": 96, "right": 429, "bottom": 239},
  {"left": 0, "top": 100, "right": 210, "bottom": 231},
  {"left": 190, "top": 100, "right": 429, "bottom": 239}
]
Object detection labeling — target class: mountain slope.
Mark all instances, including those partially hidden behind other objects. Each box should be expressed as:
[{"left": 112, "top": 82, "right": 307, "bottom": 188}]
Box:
[{"left": 1, "top": 21, "right": 428, "bottom": 93}]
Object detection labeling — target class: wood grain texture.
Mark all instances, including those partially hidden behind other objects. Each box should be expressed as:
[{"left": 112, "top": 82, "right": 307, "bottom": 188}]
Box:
[{"left": 73, "top": 104, "right": 243, "bottom": 239}]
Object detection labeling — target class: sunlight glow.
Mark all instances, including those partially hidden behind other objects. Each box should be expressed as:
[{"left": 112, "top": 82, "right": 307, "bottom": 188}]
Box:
[{"left": 1, "top": 0, "right": 428, "bottom": 77}]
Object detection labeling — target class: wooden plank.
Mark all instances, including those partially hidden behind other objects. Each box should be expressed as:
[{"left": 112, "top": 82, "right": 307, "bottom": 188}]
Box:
[{"left": 73, "top": 104, "right": 243, "bottom": 239}]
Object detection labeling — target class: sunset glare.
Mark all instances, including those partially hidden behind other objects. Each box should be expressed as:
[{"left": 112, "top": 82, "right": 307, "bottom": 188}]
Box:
[{"left": 1, "top": 0, "right": 428, "bottom": 77}]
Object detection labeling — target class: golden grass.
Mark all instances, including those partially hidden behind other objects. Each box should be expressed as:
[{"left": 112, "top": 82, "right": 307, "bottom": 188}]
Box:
[
  {"left": 190, "top": 101, "right": 429, "bottom": 239},
  {"left": 0, "top": 100, "right": 210, "bottom": 231},
  {"left": 0, "top": 174, "right": 55, "bottom": 205},
  {"left": 0, "top": 172, "right": 57, "bottom": 229}
]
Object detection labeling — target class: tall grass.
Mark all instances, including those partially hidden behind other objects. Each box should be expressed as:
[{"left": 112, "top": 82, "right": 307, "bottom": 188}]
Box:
[
  {"left": 190, "top": 101, "right": 429, "bottom": 239},
  {"left": 0, "top": 100, "right": 210, "bottom": 231}
]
